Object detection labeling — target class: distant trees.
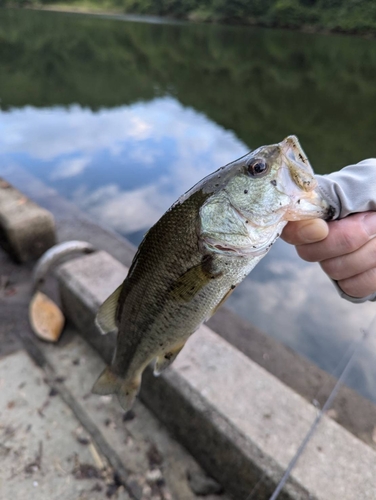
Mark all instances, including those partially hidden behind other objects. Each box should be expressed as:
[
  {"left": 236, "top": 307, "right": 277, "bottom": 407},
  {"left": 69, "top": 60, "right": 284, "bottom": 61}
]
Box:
[
  {"left": 2, "top": 0, "right": 376, "bottom": 34},
  {"left": 115, "top": 0, "right": 376, "bottom": 34},
  {"left": 1, "top": 7, "right": 376, "bottom": 171}
]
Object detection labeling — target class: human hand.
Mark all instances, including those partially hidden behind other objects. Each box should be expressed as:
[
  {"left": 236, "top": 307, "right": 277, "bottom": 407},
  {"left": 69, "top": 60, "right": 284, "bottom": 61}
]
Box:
[{"left": 281, "top": 212, "right": 376, "bottom": 299}]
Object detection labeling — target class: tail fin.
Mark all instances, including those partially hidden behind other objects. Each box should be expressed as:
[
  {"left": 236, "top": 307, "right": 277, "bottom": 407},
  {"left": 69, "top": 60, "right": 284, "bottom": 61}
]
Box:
[{"left": 91, "top": 366, "right": 140, "bottom": 412}]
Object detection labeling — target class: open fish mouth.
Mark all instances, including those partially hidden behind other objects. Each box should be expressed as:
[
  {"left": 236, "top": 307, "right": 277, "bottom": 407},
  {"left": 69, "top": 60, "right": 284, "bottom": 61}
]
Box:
[
  {"left": 278, "top": 135, "right": 331, "bottom": 221},
  {"left": 200, "top": 135, "right": 333, "bottom": 258}
]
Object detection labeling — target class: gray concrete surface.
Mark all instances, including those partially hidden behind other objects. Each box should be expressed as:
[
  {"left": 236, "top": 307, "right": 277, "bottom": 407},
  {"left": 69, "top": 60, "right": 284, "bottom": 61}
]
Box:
[
  {"left": 173, "top": 326, "right": 376, "bottom": 500},
  {"left": 3, "top": 164, "right": 376, "bottom": 449},
  {"left": 0, "top": 241, "right": 229, "bottom": 500},
  {"left": 207, "top": 307, "right": 376, "bottom": 447},
  {"left": 0, "top": 178, "right": 55, "bottom": 262},
  {"left": 57, "top": 250, "right": 376, "bottom": 500},
  {"left": 41, "top": 331, "right": 226, "bottom": 500},
  {"left": 0, "top": 350, "right": 131, "bottom": 500}
]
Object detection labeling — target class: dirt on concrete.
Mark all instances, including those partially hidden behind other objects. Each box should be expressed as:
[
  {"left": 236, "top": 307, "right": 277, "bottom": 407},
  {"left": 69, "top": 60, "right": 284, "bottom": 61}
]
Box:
[{"left": 0, "top": 242, "right": 230, "bottom": 500}]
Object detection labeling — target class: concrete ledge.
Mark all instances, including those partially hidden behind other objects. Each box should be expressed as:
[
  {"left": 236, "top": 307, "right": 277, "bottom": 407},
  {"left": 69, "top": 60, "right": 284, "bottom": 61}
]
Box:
[
  {"left": 0, "top": 178, "right": 55, "bottom": 262},
  {"left": 0, "top": 239, "right": 229, "bottom": 500},
  {"left": 56, "top": 251, "right": 376, "bottom": 500}
]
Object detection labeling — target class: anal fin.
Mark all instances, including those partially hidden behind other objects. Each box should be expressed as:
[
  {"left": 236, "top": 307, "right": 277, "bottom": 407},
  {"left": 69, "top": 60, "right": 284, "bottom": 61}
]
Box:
[
  {"left": 91, "top": 366, "right": 118, "bottom": 394},
  {"left": 154, "top": 343, "right": 185, "bottom": 376},
  {"left": 92, "top": 365, "right": 141, "bottom": 412},
  {"left": 95, "top": 284, "right": 122, "bottom": 335}
]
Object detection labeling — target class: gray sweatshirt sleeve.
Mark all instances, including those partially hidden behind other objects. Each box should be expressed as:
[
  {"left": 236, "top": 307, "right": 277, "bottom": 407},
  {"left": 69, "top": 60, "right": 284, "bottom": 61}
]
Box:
[{"left": 316, "top": 159, "right": 376, "bottom": 303}]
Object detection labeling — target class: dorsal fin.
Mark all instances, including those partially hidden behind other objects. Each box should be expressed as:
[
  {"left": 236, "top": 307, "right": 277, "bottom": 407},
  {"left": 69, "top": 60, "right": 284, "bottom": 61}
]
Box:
[{"left": 95, "top": 284, "right": 122, "bottom": 335}]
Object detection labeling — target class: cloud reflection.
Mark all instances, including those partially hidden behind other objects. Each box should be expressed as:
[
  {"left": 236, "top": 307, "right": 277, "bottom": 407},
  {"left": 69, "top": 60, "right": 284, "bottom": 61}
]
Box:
[
  {"left": 0, "top": 97, "right": 247, "bottom": 234},
  {"left": 74, "top": 183, "right": 170, "bottom": 234},
  {"left": 228, "top": 238, "right": 376, "bottom": 401},
  {"left": 50, "top": 156, "right": 91, "bottom": 180}
]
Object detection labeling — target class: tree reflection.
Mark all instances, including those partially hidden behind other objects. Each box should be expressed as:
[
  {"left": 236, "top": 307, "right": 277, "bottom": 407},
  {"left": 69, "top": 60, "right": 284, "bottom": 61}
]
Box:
[{"left": 0, "top": 9, "right": 376, "bottom": 170}]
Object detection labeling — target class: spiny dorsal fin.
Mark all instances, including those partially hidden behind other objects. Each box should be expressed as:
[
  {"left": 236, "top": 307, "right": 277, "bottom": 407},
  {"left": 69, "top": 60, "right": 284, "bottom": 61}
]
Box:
[{"left": 95, "top": 284, "right": 122, "bottom": 335}]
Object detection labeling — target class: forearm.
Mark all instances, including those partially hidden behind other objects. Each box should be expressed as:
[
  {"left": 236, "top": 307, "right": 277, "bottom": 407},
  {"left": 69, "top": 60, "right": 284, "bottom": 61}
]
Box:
[
  {"left": 316, "top": 159, "right": 376, "bottom": 303},
  {"left": 317, "top": 159, "right": 376, "bottom": 219}
]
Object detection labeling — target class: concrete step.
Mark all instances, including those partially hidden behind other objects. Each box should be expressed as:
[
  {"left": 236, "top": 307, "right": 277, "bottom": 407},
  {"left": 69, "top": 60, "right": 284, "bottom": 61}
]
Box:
[
  {"left": 0, "top": 244, "right": 228, "bottom": 500},
  {"left": 0, "top": 349, "right": 132, "bottom": 500},
  {"left": 0, "top": 177, "right": 55, "bottom": 262},
  {"left": 57, "top": 250, "right": 376, "bottom": 500}
]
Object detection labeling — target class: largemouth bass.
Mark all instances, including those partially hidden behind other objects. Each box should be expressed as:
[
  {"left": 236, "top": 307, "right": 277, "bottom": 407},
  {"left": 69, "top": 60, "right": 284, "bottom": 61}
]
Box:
[{"left": 92, "top": 135, "right": 331, "bottom": 411}]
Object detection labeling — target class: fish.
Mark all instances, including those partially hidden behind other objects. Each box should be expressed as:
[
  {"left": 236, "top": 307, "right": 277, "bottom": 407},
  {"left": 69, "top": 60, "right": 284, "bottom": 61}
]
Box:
[{"left": 92, "top": 135, "right": 332, "bottom": 411}]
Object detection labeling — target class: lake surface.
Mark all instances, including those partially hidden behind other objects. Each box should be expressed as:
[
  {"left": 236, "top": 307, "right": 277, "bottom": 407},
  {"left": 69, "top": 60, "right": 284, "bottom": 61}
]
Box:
[{"left": 1, "top": 8, "right": 376, "bottom": 403}]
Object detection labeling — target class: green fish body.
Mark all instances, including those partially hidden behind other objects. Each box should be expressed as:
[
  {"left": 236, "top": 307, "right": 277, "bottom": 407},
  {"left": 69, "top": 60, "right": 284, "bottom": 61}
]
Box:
[{"left": 92, "top": 136, "right": 331, "bottom": 411}]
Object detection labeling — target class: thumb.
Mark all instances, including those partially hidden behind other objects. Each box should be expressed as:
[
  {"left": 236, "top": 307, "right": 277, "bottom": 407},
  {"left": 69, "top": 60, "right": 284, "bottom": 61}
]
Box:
[{"left": 281, "top": 219, "right": 329, "bottom": 246}]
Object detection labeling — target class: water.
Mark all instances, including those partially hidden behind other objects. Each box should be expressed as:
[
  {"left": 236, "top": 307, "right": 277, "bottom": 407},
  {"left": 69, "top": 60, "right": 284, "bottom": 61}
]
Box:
[{"left": 1, "top": 8, "right": 376, "bottom": 402}]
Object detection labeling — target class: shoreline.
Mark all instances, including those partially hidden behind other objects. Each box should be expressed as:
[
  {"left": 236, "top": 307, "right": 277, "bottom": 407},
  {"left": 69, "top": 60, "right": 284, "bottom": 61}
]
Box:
[{"left": 23, "top": 4, "right": 376, "bottom": 39}]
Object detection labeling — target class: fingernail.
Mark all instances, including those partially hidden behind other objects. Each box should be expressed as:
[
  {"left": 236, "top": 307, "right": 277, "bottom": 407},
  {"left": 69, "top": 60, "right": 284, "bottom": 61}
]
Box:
[
  {"left": 298, "top": 219, "right": 328, "bottom": 243},
  {"left": 363, "top": 213, "right": 376, "bottom": 237}
]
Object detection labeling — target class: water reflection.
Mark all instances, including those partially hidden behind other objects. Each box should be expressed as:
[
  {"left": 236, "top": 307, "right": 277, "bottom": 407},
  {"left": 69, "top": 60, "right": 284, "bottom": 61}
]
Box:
[
  {"left": 0, "top": 98, "right": 247, "bottom": 235},
  {"left": 1, "top": 9, "right": 376, "bottom": 170},
  {"left": 1, "top": 8, "right": 376, "bottom": 404},
  {"left": 228, "top": 240, "right": 376, "bottom": 402}
]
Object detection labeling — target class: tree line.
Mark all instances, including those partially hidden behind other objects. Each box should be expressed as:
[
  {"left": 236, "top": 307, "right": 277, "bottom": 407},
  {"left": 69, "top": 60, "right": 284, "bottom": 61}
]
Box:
[
  {"left": 1, "top": 8, "right": 376, "bottom": 171},
  {"left": 2, "top": 0, "right": 376, "bottom": 35}
]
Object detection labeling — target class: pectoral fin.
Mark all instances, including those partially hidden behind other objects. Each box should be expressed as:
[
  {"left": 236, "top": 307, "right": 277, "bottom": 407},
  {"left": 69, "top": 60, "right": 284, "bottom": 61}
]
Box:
[
  {"left": 170, "top": 256, "right": 222, "bottom": 302},
  {"left": 154, "top": 343, "right": 186, "bottom": 376},
  {"left": 95, "top": 285, "right": 122, "bottom": 335}
]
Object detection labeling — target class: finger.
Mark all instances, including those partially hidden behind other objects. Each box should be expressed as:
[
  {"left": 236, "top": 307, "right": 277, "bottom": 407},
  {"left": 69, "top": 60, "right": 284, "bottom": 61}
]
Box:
[
  {"left": 338, "top": 267, "right": 376, "bottom": 298},
  {"left": 281, "top": 219, "right": 329, "bottom": 245},
  {"left": 320, "top": 237, "right": 376, "bottom": 281},
  {"left": 296, "top": 212, "right": 376, "bottom": 263}
]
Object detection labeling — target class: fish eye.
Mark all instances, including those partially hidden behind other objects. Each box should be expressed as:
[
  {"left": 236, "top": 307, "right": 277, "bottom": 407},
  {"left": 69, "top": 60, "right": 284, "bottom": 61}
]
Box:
[{"left": 247, "top": 159, "right": 269, "bottom": 177}]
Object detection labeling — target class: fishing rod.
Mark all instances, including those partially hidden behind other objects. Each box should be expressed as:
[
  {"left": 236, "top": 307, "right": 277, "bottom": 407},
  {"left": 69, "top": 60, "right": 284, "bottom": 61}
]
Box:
[{"left": 268, "top": 315, "right": 376, "bottom": 500}]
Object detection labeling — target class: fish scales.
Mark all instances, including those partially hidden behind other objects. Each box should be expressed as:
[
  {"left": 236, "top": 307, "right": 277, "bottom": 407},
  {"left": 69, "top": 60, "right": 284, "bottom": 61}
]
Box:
[{"left": 114, "top": 190, "right": 251, "bottom": 374}]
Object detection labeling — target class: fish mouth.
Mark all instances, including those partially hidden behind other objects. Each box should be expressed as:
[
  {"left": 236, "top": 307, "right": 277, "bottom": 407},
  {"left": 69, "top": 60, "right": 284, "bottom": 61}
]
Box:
[{"left": 277, "top": 135, "right": 331, "bottom": 221}]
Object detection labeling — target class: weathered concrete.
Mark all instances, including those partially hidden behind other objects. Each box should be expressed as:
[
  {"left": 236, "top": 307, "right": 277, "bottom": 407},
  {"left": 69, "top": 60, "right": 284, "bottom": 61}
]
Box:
[
  {"left": 207, "top": 307, "right": 376, "bottom": 446},
  {"left": 0, "top": 350, "right": 131, "bottom": 500},
  {"left": 0, "top": 178, "right": 55, "bottom": 262},
  {"left": 57, "top": 250, "right": 376, "bottom": 500},
  {"left": 41, "top": 330, "right": 228, "bottom": 500},
  {"left": 0, "top": 242, "right": 228, "bottom": 500}
]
